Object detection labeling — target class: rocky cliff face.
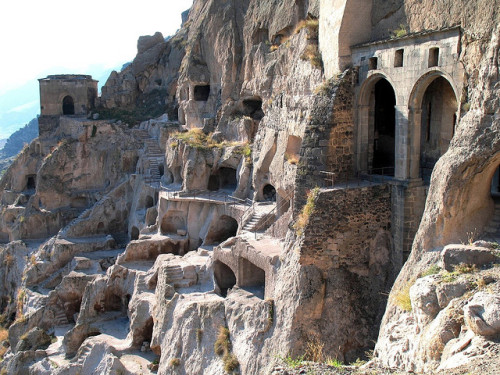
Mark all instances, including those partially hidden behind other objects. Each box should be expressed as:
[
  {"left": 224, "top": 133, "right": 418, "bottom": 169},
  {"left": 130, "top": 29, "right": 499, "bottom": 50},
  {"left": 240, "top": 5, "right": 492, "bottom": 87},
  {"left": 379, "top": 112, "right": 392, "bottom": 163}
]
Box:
[
  {"left": 0, "top": 0, "right": 499, "bottom": 374},
  {"left": 374, "top": 1, "right": 500, "bottom": 372}
]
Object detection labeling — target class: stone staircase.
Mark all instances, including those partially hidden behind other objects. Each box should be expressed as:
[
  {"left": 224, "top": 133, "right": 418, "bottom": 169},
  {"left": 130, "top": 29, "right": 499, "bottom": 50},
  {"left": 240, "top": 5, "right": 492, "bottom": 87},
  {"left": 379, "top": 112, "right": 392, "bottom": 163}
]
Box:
[
  {"left": 242, "top": 212, "right": 268, "bottom": 232},
  {"left": 133, "top": 129, "right": 164, "bottom": 184},
  {"left": 53, "top": 308, "right": 69, "bottom": 326},
  {"left": 74, "top": 342, "right": 93, "bottom": 365},
  {"left": 483, "top": 199, "right": 500, "bottom": 243}
]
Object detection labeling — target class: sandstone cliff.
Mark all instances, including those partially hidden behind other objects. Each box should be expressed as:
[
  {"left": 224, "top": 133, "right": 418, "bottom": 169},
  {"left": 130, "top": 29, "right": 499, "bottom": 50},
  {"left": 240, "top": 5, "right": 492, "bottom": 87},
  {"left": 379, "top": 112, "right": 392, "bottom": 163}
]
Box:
[{"left": 0, "top": 0, "right": 499, "bottom": 374}]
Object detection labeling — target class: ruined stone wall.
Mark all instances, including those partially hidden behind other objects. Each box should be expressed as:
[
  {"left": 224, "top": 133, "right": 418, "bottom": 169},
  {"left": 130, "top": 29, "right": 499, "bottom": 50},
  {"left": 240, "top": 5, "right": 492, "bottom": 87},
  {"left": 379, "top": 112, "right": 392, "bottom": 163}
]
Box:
[
  {"left": 294, "top": 70, "right": 354, "bottom": 213},
  {"left": 286, "top": 183, "right": 394, "bottom": 361}
]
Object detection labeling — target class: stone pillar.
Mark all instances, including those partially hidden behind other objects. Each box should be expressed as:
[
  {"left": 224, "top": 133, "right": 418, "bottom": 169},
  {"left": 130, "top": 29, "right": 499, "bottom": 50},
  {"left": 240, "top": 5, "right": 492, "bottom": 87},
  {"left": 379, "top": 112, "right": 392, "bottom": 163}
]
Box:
[
  {"left": 357, "top": 105, "right": 370, "bottom": 172},
  {"left": 409, "top": 108, "right": 422, "bottom": 179},
  {"left": 394, "top": 105, "right": 410, "bottom": 180}
]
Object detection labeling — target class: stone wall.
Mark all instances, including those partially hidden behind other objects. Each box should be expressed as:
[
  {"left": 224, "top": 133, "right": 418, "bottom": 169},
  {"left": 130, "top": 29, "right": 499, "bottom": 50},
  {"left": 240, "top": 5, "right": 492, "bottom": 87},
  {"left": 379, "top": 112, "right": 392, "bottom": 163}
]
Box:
[
  {"left": 294, "top": 70, "right": 354, "bottom": 213},
  {"left": 292, "top": 183, "right": 396, "bottom": 361}
]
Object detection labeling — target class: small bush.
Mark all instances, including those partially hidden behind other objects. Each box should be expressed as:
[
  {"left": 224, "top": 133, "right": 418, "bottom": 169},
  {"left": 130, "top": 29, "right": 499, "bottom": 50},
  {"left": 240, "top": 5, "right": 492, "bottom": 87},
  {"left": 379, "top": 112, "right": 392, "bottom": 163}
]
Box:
[
  {"left": 223, "top": 353, "right": 239, "bottom": 372},
  {"left": 454, "top": 263, "right": 477, "bottom": 274},
  {"left": 294, "top": 18, "right": 319, "bottom": 39},
  {"left": 284, "top": 152, "right": 299, "bottom": 165},
  {"left": 301, "top": 45, "right": 322, "bottom": 69},
  {"left": 392, "top": 24, "right": 408, "bottom": 38},
  {"left": 305, "top": 339, "right": 324, "bottom": 362},
  {"left": 394, "top": 282, "right": 412, "bottom": 311},
  {"left": 293, "top": 187, "right": 320, "bottom": 236},
  {"left": 214, "top": 326, "right": 231, "bottom": 356},
  {"left": 3, "top": 254, "right": 14, "bottom": 267},
  {"left": 169, "top": 358, "right": 181, "bottom": 367},
  {"left": 0, "top": 327, "right": 8, "bottom": 342}
]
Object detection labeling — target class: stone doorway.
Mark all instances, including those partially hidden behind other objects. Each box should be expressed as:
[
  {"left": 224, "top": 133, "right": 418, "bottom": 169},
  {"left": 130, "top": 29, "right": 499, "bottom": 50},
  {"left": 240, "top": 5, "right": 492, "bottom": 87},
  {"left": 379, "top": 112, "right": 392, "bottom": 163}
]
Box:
[
  {"left": 62, "top": 95, "right": 75, "bottom": 115},
  {"left": 263, "top": 184, "right": 276, "bottom": 201},
  {"left": 214, "top": 261, "right": 236, "bottom": 297},
  {"left": 419, "top": 77, "right": 458, "bottom": 181},
  {"left": 372, "top": 79, "right": 396, "bottom": 175}
]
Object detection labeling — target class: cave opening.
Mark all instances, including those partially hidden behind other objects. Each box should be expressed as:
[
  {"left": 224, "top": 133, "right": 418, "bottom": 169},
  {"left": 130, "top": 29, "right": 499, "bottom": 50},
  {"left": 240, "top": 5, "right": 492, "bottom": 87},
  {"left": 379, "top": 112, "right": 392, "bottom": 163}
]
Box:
[
  {"left": 194, "top": 85, "right": 210, "bottom": 101},
  {"left": 262, "top": 184, "right": 276, "bottom": 202},
  {"left": 205, "top": 215, "right": 238, "bottom": 245},
  {"left": 242, "top": 98, "right": 264, "bottom": 120}
]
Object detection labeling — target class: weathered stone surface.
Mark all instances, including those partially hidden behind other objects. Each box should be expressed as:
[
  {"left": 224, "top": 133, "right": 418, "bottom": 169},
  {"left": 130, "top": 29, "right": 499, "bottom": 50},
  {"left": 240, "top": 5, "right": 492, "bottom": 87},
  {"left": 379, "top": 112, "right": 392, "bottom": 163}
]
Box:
[
  {"left": 464, "top": 292, "right": 500, "bottom": 337},
  {"left": 441, "top": 245, "right": 499, "bottom": 271}
]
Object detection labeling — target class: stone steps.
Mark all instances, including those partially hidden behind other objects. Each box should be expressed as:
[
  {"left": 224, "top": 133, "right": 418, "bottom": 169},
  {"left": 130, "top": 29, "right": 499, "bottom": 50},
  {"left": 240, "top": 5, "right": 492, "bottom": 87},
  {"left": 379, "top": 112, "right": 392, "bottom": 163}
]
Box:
[
  {"left": 53, "top": 309, "right": 69, "bottom": 326},
  {"left": 75, "top": 343, "right": 92, "bottom": 365}
]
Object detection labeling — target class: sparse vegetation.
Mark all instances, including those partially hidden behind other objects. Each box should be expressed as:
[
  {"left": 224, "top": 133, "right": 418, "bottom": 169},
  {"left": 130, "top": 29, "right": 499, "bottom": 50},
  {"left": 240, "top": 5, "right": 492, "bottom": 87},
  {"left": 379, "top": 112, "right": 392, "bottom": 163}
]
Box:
[
  {"left": 421, "top": 264, "right": 441, "bottom": 277},
  {"left": 393, "top": 282, "right": 413, "bottom": 311},
  {"left": 301, "top": 45, "right": 323, "bottom": 69},
  {"left": 293, "top": 187, "right": 320, "bottom": 236},
  {"left": 294, "top": 18, "right": 319, "bottom": 40},
  {"left": 172, "top": 129, "right": 251, "bottom": 165},
  {"left": 196, "top": 328, "right": 203, "bottom": 343},
  {"left": 214, "top": 326, "right": 239, "bottom": 373},
  {"left": 391, "top": 24, "right": 408, "bottom": 38},
  {"left": 325, "top": 357, "right": 343, "bottom": 368},
  {"left": 284, "top": 152, "right": 299, "bottom": 165},
  {"left": 305, "top": 339, "right": 324, "bottom": 362},
  {"left": 281, "top": 354, "right": 305, "bottom": 369},
  {"left": 169, "top": 358, "right": 181, "bottom": 367}
]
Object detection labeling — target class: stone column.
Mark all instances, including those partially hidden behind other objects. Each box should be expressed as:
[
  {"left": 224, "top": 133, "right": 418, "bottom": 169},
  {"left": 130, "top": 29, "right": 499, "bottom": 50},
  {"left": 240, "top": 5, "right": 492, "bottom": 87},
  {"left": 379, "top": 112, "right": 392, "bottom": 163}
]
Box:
[
  {"left": 357, "top": 105, "right": 370, "bottom": 172},
  {"left": 394, "top": 105, "right": 410, "bottom": 180},
  {"left": 409, "top": 108, "right": 422, "bottom": 179}
]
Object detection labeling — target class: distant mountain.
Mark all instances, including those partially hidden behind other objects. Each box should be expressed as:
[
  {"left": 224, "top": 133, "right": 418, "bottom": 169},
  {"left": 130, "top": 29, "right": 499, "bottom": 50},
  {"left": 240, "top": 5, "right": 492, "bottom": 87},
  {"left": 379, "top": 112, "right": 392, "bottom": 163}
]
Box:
[
  {"left": 0, "top": 117, "right": 39, "bottom": 159},
  {"left": 0, "top": 139, "right": 6, "bottom": 150}
]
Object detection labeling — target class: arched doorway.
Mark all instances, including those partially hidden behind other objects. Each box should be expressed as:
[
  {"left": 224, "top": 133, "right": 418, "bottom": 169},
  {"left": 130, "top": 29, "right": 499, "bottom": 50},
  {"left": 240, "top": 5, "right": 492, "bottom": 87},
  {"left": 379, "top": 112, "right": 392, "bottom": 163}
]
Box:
[
  {"left": 214, "top": 261, "right": 236, "bottom": 297},
  {"left": 62, "top": 96, "right": 75, "bottom": 115},
  {"left": 372, "top": 79, "right": 396, "bottom": 175},
  {"left": 419, "top": 77, "right": 458, "bottom": 181},
  {"left": 357, "top": 75, "right": 397, "bottom": 176}
]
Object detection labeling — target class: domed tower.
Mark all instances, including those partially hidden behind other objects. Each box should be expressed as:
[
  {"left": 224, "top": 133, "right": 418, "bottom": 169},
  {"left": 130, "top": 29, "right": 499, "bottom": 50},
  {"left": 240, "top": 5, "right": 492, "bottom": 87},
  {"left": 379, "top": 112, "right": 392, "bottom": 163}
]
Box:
[{"left": 38, "top": 74, "right": 98, "bottom": 135}]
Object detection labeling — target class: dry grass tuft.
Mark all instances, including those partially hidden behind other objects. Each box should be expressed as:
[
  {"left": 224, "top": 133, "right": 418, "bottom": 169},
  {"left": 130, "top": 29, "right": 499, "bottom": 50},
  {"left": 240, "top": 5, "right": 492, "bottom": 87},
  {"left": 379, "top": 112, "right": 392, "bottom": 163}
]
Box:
[
  {"left": 293, "top": 187, "right": 320, "bottom": 236},
  {"left": 301, "top": 45, "right": 322, "bottom": 69}
]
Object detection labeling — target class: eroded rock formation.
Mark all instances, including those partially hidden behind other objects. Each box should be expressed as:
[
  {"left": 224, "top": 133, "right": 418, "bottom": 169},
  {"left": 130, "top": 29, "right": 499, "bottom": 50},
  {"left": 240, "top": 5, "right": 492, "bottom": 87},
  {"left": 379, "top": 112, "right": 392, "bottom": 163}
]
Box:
[{"left": 0, "top": 0, "right": 499, "bottom": 374}]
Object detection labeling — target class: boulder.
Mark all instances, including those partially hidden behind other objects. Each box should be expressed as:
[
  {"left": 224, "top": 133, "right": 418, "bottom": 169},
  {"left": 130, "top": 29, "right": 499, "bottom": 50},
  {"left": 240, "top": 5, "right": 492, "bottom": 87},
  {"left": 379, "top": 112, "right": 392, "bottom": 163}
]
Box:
[
  {"left": 410, "top": 275, "right": 440, "bottom": 327},
  {"left": 464, "top": 292, "right": 500, "bottom": 337},
  {"left": 14, "top": 327, "right": 51, "bottom": 352},
  {"left": 441, "top": 245, "right": 498, "bottom": 272}
]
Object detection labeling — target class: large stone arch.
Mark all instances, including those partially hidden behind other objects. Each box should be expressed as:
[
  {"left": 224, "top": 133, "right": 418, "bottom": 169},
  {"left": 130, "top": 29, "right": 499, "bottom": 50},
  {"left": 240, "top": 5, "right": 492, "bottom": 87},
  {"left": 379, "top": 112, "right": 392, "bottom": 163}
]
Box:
[
  {"left": 356, "top": 73, "right": 399, "bottom": 176},
  {"left": 407, "top": 71, "right": 460, "bottom": 180}
]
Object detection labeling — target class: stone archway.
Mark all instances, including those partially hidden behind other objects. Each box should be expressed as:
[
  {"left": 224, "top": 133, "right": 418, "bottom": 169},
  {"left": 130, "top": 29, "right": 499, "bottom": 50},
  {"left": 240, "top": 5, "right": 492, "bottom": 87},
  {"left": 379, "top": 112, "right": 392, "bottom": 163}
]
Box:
[
  {"left": 357, "top": 74, "right": 397, "bottom": 176},
  {"left": 213, "top": 261, "right": 236, "bottom": 297},
  {"left": 408, "top": 73, "right": 459, "bottom": 181},
  {"left": 62, "top": 96, "right": 75, "bottom": 115}
]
